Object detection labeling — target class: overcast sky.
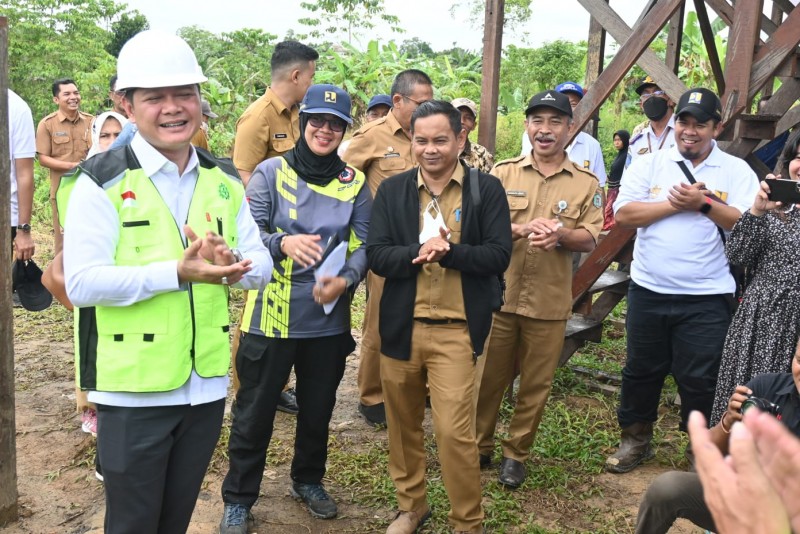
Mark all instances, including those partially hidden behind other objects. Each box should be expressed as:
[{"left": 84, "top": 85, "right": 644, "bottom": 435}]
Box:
[{"left": 121, "top": 0, "right": 649, "bottom": 51}]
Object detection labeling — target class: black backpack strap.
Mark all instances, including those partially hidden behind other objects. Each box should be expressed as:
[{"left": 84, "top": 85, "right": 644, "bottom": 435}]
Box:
[{"left": 469, "top": 167, "right": 481, "bottom": 207}]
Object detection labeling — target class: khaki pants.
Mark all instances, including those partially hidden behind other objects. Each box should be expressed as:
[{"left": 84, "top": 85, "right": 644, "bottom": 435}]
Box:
[
  {"left": 381, "top": 321, "right": 483, "bottom": 532},
  {"left": 357, "top": 271, "right": 384, "bottom": 406},
  {"left": 474, "top": 312, "right": 566, "bottom": 461}
]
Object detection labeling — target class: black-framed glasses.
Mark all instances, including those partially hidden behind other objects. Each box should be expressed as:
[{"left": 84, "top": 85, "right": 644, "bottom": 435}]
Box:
[
  {"left": 404, "top": 95, "right": 429, "bottom": 107},
  {"left": 308, "top": 114, "right": 347, "bottom": 132}
]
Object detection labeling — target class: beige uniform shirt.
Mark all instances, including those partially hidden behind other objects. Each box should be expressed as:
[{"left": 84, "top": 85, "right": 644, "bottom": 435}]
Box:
[
  {"left": 492, "top": 153, "right": 603, "bottom": 320},
  {"left": 342, "top": 111, "right": 415, "bottom": 197},
  {"left": 232, "top": 87, "right": 299, "bottom": 173},
  {"left": 35, "top": 110, "right": 93, "bottom": 180},
  {"left": 414, "top": 165, "right": 466, "bottom": 320}
]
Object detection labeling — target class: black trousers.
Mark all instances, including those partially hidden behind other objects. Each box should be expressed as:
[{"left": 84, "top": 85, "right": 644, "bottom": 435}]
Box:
[
  {"left": 222, "top": 331, "right": 354, "bottom": 507},
  {"left": 96, "top": 399, "right": 225, "bottom": 534},
  {"left": 618, "top": 282, "right": 731, "bottom": 430},
  {"left": 635, "top": 471, "right": 716, "bottom": 533}
]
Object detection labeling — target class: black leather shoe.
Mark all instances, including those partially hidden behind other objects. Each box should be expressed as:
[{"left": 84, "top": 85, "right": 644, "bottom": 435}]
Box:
[
  {"left": 498, "top": 457, "right": 526, "bottom": 489},
  {"left": 479, "top": 453, "right": 492, "bottom": 469},
  {"left": 358, "top": 402, "right": 387, "bottom": 427},
  {"left": 277, "top": 388, "right": 299, "bottom": 415}
]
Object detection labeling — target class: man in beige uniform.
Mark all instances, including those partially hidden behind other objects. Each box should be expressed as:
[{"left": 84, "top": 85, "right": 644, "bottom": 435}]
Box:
[
  {"left": 36, "top": 77, "right": 93, "bottom": 253},
  {"left": 232, "top": 40, "right": 318, "bottom": 185},
  {"left": 474, "top": 90, "right": 603, "bottom": 488},
  {"left": 344, "top": 69, "right": 434, "bottom": 427}
]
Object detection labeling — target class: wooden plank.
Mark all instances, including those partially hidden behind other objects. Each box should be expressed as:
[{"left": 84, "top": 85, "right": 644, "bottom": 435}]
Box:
[
  {"left": 694, "top": 0, "right": 726, "bottom": 95},
  {"left": 572, "top": 225, "right": 636, "bottom": 300},
  {"left": 748, "top": 5, "right": 800, "bottom": 102},
  {"left": 584, "top": 0, "right": 607, "bottom": 138},
  {"left": 665, "top": 3, "right": 685, "bottom": 74},
  {"left": 771, "top": 0, "right": 796, "bottom": 14},
  {"left": 574, "top": 0, "right": 687, "bottom": 132},
  {"left": 721, "top": 0, "right": 762, "bottom": 124},
  {"left": 477, "top": 0, "right": 504, "bottom": 155},
  {"left": 705, "top": 0, "right": 778, "bottom": 37},
  {"left": 588, "top": 270, "right": 630, "bottom": 295},
  {"left": 0, "top": 15, "right": 19, "bottom": 528}
]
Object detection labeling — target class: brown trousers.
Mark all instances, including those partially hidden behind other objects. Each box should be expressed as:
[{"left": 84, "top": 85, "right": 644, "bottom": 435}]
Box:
[
  {"left": 474, "top": 312, "right": 566, "bottom": 461},
  {"left": 357, "top": 271, "right": 384, "bottom": 406},
  {"left": 381, "top": 321, "right": 483, "bottom": 532}
]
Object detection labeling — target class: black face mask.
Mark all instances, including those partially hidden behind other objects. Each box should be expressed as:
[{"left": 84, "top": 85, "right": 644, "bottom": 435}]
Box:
[{"left": 643, "top": 96, "right": 669, "bottom": 121}]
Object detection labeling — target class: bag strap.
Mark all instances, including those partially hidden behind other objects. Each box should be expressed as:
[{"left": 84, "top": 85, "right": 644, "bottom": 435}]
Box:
[
  {"left": 469, "top": 167, "right": 481, "bottom": 207},
  {"left": 675, "top": 160, "right": 727, "bottom": 244}
]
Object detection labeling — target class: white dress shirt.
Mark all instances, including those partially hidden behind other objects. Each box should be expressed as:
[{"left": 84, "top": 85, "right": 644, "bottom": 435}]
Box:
[{"left": 64, "top": 133, "right": 272, "bottom": 407}]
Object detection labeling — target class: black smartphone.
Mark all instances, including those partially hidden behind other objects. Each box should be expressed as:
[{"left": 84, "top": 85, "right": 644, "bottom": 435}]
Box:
[{"left": 765, "top": 178, "right": 800, "bottom": 204}]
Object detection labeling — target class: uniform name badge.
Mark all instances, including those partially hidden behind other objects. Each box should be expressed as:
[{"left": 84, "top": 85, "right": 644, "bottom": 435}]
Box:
[{"left": 419, "top": 200, "right": 450, "bottom": 243}]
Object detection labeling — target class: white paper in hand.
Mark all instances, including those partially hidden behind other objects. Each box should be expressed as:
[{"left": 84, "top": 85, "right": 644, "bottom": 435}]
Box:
[{"left": 314, "top": 241, "right": 348, "bottom": 315}]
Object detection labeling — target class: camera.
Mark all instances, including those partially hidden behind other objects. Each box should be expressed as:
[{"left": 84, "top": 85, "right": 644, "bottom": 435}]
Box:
[{"left": 740, "top": 396, "right": 781, "bottom": 417}]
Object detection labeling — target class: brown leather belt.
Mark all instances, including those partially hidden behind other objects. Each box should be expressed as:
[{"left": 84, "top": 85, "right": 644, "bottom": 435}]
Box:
[{"left": 413, "top": 317, "right": 467, "bottom": 325}]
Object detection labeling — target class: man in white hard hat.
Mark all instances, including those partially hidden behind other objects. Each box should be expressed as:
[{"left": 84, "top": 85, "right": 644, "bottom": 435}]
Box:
[{"left": 62, "top": 30, "right": 272, "bottom": 532}]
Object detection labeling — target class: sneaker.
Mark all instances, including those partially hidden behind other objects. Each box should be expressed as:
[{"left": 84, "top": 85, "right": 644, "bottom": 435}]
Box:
[
  {"left": 276, "top": 388, "right": 299, "bottom": 415},
  {"left": 95, "top": 454, "right": 103, "bottom": 482},
  {"left": 219, "top": 503, "right": 254, "bottom": 534},
  {"left": 358, "top": 402, "right": 387, "bottom": 427},
  {"left": 81, "top": 409, "right": 97, "bottom": 437},
  {"left": 290, "top": 482, "right": 338, "bottom": 519}
]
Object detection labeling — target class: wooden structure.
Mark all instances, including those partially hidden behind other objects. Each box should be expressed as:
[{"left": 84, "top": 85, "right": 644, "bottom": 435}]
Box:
[
  {"left": 477, "top": 0, "right": 800, "bottom": 364},
  {"left": 0, "top": 16, "right": 19, "bottom": 527}
]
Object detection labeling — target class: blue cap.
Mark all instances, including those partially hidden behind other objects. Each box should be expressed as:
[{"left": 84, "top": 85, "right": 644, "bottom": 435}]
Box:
[
  {"left": 555, "top": 81, "right": 584, "bottom": 99},
  {"left": 300, "top": 84, "right": 353, "bottom": 124},
  {"left": 367, "top": 94, "right": 392, "bottom": 111}
]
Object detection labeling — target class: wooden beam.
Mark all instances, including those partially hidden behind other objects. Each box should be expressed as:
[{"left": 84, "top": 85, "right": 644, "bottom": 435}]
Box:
[
  {"left": 760, "top": 3, "right": 784, "bottom": 100},
  {"left": 694, "top": 0, "right": 726, "bottom": 95},
  {"left": 721, "top": 0, "right": 762, "bottom": 124},
  {"left": 665, "top": 3, "right": 685, "bottom": 74},
  {"left": 748, "top": 5, "right": 800, "bottom": 102},
  {"left": 477, "top": 0, "right": 504, "bottom": 155},
  {"left": 705, "top": 0, "right": 778, "bottom": 37},
  {"left": 771, "top": 0, "right": 796, "bottom": 14},
  {"left": 584, "top": 0, "right": 608, "bottom": 137},
  {"left": 572, "top": 0, "right": 684, "bottom": 139},
  {"left": 0, "top": 15, "right": 19, "bottom": 528},
  {"left": 578, "top": 0, "right": 687, "bottom": 103}
]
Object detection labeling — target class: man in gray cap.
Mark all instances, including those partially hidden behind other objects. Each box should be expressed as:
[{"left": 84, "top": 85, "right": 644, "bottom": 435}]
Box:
[
  {"left": 607, "top": 87, "right": 759, "bottom": 474},
  {"left": 474, "top": 90, "right": 603, "bottom": 489},
  {"left": 451, "top": 97, "right": 494, "bottom": 172}
]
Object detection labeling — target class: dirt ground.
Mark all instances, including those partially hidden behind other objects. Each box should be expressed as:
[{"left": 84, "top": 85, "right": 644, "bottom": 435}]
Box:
[{"left": 2, "top": 307, "right": 702, "bottom": 534}]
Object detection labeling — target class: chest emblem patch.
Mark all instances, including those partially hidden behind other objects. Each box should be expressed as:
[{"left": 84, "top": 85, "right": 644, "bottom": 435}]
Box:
[
  {"left": 218, "top": 182, "right": 230, "bottom": 200},
  {"left": 338, "top": 166, "right": 355, "bottom": 183}
]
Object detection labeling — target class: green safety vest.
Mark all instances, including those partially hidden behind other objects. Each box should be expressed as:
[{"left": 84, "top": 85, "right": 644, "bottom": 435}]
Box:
[{"left": 66, "top": 146, "right": 243, "bottom": 392}]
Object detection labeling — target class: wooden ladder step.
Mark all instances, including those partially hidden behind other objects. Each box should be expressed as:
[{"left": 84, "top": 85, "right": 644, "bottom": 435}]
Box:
[
  {"left": 565, "top": 314, "right": 603, "bottom": 342},
  {"left": 587, "top": 270, "right": 630, "bottom": 295}
]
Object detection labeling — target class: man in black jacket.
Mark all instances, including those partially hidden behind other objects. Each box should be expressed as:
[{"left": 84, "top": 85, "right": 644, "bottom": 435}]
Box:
[{"left": 367, "top": 100, "right": 511, "bottom": 534}]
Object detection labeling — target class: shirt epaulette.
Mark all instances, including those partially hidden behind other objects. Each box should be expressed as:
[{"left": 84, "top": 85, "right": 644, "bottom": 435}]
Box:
[
  {"left": 41, "top": 111, "right": 58, "bottom": 121},
  {"left": 354, "top": 115, "right": 389, "bottom": 135},
  {"left": 79, "top": 111, "right": 94, "bottom": 119},
  {"left": 568, "top": 160, "right": 599, "bottom": 182},
  {"left": 629, "top": 132, "right": 644, "bottom": 145},
  {"left": 494, "top": 155, "right": 527, "bottom": 167}
]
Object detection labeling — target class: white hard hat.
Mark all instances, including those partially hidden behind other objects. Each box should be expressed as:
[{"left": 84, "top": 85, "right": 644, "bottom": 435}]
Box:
[{"left": 116, "top": 30, "right": 207, "bottom": 91}]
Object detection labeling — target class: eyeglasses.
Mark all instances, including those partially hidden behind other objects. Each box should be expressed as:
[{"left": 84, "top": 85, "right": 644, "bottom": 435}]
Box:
[
  {"left": 404, "top": 95, "right": 429, "bottom": 107},
  {"left": 640, "top": 90, "right": 667, "bottom": 102},
  {"left": 307, "top": 115, "right": 347, "bottom": 132}
]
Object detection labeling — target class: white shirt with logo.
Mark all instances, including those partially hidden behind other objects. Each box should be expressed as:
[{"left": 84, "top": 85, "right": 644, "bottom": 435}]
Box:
[{"left": 613, "top": 142, "right": 759, "bottom": 295}]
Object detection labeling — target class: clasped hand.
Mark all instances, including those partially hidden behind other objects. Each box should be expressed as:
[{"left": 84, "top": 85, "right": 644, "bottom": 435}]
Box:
[
  {"left": 668, "top": 182, "right": 709, "bottom": 211},
  {"left": 413, "top": 226, "right": 450, "bottom": 264},
  {"left": 525, "top": 218, "right": 561, "bottom": 251},
  {"left": 177, "top": 225, "right": 252, "bottom": 285}
]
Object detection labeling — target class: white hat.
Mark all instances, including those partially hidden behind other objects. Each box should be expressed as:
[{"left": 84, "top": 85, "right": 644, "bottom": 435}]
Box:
[{"left": 116, "top": 30, "right": 207, "bottom": 90}]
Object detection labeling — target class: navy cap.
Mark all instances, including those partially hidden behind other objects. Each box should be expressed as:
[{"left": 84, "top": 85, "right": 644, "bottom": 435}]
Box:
[
  {"left": 12, "top": 259, "right": 52, "bottom": 312},
  {"left": 676, "top": 88, "right": 722, "bottom": 122},
  {"left": 367, "top": 94, "right": 392, "bottom": 111},
  {"left": 300, "top": 84, "right": 353, "bottom": 124},
  {"left": 555, "top": 81, "right": 584, "bottom": 99},
  {"left": 635, "top": 75, "right": 660, "bottom": 96},
  {"left": 525, "top": 90, "right": 573, "bottom": 118}
]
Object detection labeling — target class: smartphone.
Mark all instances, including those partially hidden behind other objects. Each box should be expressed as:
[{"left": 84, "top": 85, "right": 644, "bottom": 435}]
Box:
[{"left": 765, "top": 178, "right": 800, "bottom": 204}]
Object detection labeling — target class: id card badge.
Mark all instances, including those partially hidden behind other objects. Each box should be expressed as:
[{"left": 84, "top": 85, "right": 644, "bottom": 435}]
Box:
[{"left": 419, "top": 201, "right": 449, "bottom": 243}]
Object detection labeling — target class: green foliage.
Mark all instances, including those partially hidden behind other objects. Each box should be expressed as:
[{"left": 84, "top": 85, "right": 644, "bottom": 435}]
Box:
[
  {"left": 679, "top": 11, "right": 727, "bottom": 88},
  {"left": 3, "top": 0, "right": 132, "bottom": 119},
  {"left": 453, "top": 0, "right": 534, "bottom": 31},
  {"left": 105, "top": 11, "right": 149, "bottom": 58},
  {"left": 299, "top": 0, "right": 403, "bottom": 44},
  {"left": 399, "top": 37, "right": 435, "bottom": 59}
]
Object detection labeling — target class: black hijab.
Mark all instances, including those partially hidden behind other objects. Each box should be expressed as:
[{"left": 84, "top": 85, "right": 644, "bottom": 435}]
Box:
[
  {"left": 283, "top": 114, "right": 347, "bottom": 186},
  {"left": 609, "top": 129, "right": 630, "bottom": 187}
]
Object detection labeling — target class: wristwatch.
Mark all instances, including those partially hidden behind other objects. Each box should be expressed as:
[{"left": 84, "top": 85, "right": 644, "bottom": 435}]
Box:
[
  {"left": 699, "top": 197, "right": 713, "bottom": 214},
  {"left": 231, "top": 248, "right": 244, "bottom": 263},
  {"left": 16, "top": 223, "right": 31, "bottom": 232}
]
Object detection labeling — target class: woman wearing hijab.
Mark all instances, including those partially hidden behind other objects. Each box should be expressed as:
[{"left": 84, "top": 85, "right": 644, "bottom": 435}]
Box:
[
  {"left": 603, "top": 129, "right": 630, "bottom": 230},
  {"left": 86, "top": 111, "right": 127, "bottom": 159},
  {"left": 220, "top": 84, "right": 371, "bottom": 531}
]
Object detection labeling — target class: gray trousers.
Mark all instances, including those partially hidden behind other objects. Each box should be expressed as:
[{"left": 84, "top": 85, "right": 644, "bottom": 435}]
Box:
[
  {"left": 97, "top": 399, "right": 225, "bottom": 534},
  {"left": 636, "top": 471, "right": 716, "bottom": 534}
]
